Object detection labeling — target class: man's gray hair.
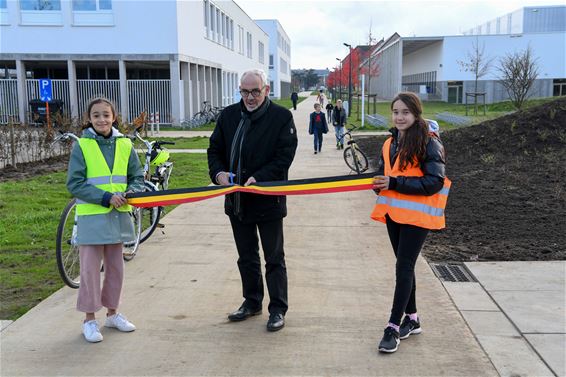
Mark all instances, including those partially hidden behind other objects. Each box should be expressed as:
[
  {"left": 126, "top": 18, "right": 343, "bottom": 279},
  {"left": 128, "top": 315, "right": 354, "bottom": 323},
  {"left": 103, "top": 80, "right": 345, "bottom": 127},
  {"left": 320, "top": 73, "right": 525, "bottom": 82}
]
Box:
[{"left": 240, "top": 69, "right": 268, "bottom": 87}]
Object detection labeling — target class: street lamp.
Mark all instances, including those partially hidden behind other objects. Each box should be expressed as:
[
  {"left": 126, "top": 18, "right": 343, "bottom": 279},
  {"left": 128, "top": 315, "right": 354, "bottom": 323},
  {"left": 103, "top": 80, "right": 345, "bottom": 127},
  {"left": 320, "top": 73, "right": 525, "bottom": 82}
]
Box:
[
  {"left": 343, "top": 43, "right": 352, "bottom": 118},
  {"left": 335, "top": 57, "right": 342, "bottom": 100}
]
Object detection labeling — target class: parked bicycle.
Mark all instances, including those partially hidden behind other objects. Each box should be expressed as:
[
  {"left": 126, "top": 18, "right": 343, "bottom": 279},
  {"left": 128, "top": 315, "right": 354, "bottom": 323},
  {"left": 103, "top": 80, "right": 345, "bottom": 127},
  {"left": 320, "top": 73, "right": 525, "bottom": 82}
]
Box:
[
  {"left": 186, "top": 101, "right": 224, "bottom": 128},
  {"left": 132, "top": 124, "right": 175, "bottom": 245},
  {"left": 53, "top": 132, "right": 142, "bottom": 289},
  {"left": 341, "top": 125, "right": 369, "bottom": 175}
]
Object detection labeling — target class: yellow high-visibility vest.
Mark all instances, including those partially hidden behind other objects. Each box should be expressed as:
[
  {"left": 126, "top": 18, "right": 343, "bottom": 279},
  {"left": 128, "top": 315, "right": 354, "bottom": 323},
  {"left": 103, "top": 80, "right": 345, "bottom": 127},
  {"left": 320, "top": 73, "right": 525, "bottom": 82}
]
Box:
[{"left": 76, "top": 137, "right": 133, "bottom": 216}]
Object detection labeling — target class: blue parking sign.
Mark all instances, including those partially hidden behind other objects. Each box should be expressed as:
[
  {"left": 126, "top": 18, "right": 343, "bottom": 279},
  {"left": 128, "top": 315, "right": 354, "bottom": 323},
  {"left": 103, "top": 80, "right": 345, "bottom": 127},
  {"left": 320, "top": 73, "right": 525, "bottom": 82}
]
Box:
[{"left": 39, "top": 79, "right": 52, "bottom": 101}]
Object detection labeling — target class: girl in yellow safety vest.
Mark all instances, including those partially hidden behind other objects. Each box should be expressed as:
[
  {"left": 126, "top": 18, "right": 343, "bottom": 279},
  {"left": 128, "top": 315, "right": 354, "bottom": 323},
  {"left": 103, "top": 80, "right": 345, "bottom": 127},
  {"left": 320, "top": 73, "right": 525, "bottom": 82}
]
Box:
[
  {"left": 371, "top": 92, "right": 450, "bottom": 353},
  {"left": 66, "top": 98, "right": 144, "bottom": 343}
]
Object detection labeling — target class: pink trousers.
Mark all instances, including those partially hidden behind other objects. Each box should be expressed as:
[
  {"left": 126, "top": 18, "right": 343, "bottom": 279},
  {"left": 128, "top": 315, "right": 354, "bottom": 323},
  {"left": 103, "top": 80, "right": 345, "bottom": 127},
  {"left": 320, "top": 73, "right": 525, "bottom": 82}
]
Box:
[{"left": 77, "top": 244, "right": 124, "bottom": 313}]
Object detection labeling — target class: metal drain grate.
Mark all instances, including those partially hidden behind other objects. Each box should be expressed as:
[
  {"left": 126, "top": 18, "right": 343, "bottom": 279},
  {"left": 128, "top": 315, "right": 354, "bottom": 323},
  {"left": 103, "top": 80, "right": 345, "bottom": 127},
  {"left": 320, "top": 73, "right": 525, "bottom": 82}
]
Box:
[{"left": 430, "top": 263, "right": 477, "bottom": 282}]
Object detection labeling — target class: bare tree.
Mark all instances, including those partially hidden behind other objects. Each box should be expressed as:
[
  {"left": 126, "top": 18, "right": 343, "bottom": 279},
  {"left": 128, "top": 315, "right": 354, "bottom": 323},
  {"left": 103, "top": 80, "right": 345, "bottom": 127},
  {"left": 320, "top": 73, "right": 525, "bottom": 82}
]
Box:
[
  {"left": 497, "top": 46, "right": 539, "bottom": 110},
  {"left": 457, "top": 38, "right": 495, "bottom": 114}
]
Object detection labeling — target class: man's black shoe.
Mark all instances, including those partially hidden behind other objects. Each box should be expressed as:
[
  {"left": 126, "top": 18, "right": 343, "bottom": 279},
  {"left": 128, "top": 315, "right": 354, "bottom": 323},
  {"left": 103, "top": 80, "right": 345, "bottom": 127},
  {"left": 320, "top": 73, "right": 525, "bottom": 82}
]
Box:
[
  {"left": 227, "top": 306, "right": 262, "bottom": 322},
  {"left": 266, "top": 313, "right": 285, "bottom": 332},
  {"left": 378, "top": 326, "right": 400, "bottom": 353}
]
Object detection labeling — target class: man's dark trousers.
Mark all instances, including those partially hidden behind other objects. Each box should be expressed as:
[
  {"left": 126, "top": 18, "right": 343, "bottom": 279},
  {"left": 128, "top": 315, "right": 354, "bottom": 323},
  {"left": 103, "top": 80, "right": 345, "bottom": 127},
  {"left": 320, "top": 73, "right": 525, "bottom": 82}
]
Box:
[
  {"left": 292, "top": 101, "right": 297, "bottom": 110},
  {"left": 229, "top": 216, "right": 288, "bottom": 315}
]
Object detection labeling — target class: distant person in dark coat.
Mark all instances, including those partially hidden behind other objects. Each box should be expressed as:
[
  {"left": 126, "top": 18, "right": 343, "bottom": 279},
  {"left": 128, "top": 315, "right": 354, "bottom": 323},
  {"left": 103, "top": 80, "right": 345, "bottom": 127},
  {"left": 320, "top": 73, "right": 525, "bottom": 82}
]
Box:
[
  {"left": 309, "top": 103, "right": 328, "bottom": 154},
  {"left": 325, "top": 102, "right": 334, "bottom": 122},
  {"left": 290, "top": 91, "right": 299, "bottom": 110}
]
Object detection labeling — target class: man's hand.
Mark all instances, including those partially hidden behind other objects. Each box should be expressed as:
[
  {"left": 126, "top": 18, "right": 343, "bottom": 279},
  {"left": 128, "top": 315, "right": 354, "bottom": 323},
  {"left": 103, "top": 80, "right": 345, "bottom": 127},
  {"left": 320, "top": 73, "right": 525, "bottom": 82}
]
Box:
[
  {"left": 244, "top": 176, "right": 256, "bottom": 186},
  {"left": 216, "top": 172, "right": 232, "bottom": 186},
  {"left": 110, "top": 193, "right": 128, "bottom": 208}
]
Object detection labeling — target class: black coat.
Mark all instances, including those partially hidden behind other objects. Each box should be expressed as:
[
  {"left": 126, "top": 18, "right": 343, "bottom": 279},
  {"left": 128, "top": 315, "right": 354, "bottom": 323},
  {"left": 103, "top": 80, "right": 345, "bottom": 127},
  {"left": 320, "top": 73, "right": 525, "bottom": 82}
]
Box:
[
  {"left": 208, "top": 99, "right": 298, "bottom": 223},
  {"left": 376, "top": 128, "right": 446, "bottom": 196}
]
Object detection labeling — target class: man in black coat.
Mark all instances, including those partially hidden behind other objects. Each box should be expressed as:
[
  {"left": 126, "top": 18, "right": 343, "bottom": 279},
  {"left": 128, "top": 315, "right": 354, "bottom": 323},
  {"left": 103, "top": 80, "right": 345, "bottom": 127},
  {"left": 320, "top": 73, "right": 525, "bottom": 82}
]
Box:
[{"left": 207, "top": 69, "right": 298, "bottom": 332}]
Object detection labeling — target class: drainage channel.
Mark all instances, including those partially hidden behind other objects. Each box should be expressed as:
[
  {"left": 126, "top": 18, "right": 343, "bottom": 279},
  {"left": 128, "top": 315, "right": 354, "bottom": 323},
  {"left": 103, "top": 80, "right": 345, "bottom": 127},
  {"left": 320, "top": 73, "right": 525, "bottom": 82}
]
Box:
[{"left": 429, "top": 262, "right": 477, "bottom": 282}]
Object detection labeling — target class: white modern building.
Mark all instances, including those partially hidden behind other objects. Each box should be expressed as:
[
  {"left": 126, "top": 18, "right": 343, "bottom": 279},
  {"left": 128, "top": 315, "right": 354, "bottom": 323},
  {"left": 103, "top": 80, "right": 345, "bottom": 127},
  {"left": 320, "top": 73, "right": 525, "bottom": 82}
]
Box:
[
  {"left": 362, "top": 5, "right": 566, "bottom": 103},
  {"left": 0, "top": 0, "right": 269, "bottom": 124},
  {"left": 254, "top": 19, "right": 291, "bottom": 99}
]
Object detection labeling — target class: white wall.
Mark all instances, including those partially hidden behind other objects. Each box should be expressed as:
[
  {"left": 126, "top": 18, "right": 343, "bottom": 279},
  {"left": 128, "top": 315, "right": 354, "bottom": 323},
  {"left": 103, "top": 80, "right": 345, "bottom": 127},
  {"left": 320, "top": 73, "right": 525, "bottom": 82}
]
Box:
[
  {"left": 442, "top": 33, "right": 566, "bottom": 81},
  {"left": 402, "top": 41, "right": 443, "bottom": 79},
  {"left": 255, "top": 19, "right": 291, "bottom": 98},
  {"left": 176, "top": 1, "right": 268, "bottom": 76},
  {"left": 1, "top": 0, "right": 179, "bottom": 54}
]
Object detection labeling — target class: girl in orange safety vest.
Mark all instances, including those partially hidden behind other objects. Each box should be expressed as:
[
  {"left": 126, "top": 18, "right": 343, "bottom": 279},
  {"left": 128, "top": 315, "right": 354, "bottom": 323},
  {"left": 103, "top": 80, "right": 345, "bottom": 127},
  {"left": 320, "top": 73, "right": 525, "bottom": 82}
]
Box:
[{"left": 371, "top": 92, "right": 450, "bottom": 353}]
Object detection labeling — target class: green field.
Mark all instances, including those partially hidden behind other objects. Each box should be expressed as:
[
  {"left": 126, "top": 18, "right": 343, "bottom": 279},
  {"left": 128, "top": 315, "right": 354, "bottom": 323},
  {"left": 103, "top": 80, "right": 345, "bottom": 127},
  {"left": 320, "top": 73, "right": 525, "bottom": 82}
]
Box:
[
  {"left": 144, "top": 136, "right": 210, "bottom": 149},
  {"left": 0, "top": 151, "right": 211, "bottom": 320}
]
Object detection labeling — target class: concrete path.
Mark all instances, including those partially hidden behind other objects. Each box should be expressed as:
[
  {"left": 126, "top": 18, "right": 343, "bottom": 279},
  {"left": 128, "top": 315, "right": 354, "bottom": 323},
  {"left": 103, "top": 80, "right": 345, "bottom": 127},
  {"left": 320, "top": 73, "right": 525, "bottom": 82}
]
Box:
[{"left": 1, "top": 96, "right": 497, "bottom": 376}]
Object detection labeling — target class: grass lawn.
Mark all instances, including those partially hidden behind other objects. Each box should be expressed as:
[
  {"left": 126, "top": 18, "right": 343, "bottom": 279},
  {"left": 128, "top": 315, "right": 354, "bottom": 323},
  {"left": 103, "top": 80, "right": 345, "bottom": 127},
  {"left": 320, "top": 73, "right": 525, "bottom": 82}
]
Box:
[
  {"left": 0, "top": 153, "right": 210, "bottom": 320},
  {"left": 271, "top": 96, "right": 307, "bottom": 110},
  {"left": 143, "top": 136, "right": 210, "bottom": 149},
  {"left": 345, "top": 96, "right": 560, "bottom": 130}
]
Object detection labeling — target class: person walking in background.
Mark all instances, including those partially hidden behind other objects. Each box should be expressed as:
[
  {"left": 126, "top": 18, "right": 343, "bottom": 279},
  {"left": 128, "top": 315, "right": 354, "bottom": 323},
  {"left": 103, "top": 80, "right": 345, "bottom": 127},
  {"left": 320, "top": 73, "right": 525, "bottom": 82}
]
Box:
[
  {"left": 332, "top": 99, "right": 346, "bottom": 149},
  {"left": 66, "top": 98, "right": 144, "bottom": 343},
  {"left": 291, "top": 91, "right": 299, "bottom": 110},
  {"left": 309, "top": 103, "right": 328, "bottom": 154},
  {"left": 325, "top": 102, "right": 334, "bottom": 123},
  {"left": 208, "top": 69, "right": 298, "bottom": 332},
  {"left": 316, "top": 89, "right": 326, "bottom": 108},
  {"left": 370, "top": 92, "right": 451, "bottom": 353}
]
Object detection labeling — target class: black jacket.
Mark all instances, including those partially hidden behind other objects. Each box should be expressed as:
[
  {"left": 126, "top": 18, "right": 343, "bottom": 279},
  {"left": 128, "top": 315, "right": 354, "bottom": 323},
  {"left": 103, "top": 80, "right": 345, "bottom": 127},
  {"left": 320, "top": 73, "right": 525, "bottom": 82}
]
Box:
[
  {"left": 207, "top": 98, "right": 298, "bottom": 223},
  {"left": 376, "top": 128, "right": 446, "bottom": 196},
  {"left": 291, "top": 92, "right": 299, "bottom": 102}
]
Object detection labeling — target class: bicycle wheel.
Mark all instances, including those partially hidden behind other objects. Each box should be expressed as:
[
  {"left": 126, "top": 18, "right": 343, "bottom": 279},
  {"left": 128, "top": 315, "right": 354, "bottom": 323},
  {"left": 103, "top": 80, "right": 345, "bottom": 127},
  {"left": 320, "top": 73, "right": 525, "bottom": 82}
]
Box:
[
  {"left": 123, "top": 208, "right": 142, "bottom": 261},
  {"left": 55, "top": 198, "right": 80, "bottom": 289},
  {"left": 138, "top": 181, "right": 161, "bottom": 244},
  {"left": 353, "top": 145, "right": 369, "bottom": 173},
  {"left": 343, "top": 145, "right": 369, "bottom": 174}
]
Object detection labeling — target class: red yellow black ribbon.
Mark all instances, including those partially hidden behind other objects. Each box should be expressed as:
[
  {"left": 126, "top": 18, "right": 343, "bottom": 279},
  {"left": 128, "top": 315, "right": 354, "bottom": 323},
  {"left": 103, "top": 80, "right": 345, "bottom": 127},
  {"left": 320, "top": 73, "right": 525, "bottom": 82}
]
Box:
[{"left": 127, "top": 173, "right": 375, "bottom": 208}]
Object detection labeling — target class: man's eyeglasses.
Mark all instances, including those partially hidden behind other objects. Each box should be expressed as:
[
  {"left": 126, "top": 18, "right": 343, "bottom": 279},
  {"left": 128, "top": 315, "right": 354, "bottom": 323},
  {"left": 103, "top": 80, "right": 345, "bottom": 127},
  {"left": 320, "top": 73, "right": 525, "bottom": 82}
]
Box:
[{"left": 240, "top": 86, "right": 265, "bottom": 98}]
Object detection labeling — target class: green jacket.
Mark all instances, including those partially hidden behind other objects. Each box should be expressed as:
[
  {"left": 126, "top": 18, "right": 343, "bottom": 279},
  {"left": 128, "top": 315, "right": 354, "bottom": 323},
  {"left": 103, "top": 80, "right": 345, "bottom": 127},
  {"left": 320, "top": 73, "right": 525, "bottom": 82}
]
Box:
[{"left": 66, "top": 127, "right": 144, "bottom": 245}]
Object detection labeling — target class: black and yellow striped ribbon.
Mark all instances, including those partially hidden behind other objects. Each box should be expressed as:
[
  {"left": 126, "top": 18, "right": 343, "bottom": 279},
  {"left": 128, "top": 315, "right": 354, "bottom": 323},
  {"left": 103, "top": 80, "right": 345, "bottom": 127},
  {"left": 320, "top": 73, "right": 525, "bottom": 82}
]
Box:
[{"left": 127, "top": 172, "right": 376, "bottom": 208}]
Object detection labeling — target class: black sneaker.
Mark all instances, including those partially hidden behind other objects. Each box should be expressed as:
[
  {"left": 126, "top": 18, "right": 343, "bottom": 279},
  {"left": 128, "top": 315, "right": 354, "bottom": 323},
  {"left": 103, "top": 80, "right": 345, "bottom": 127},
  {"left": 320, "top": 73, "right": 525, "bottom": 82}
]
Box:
[
  {"left": 378, "top": 326, "right": 400, "bottom": 353},
  {"left": 399, "top": 316, "right": 422, "bottom": 339}
]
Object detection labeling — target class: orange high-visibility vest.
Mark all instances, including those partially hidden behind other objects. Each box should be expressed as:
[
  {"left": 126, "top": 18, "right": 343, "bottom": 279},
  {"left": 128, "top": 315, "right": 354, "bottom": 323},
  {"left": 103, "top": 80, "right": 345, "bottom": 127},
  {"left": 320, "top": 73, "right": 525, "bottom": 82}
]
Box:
[{"left": 370, "top": 137, "right": 451, "bottom": 230}]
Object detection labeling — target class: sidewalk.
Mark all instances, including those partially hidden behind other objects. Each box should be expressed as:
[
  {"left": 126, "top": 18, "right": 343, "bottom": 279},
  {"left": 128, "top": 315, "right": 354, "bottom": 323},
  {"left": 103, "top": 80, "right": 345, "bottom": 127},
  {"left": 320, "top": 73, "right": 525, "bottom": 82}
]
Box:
[{"left": 1, "top": 96, "right": 498, "bottom": 376}]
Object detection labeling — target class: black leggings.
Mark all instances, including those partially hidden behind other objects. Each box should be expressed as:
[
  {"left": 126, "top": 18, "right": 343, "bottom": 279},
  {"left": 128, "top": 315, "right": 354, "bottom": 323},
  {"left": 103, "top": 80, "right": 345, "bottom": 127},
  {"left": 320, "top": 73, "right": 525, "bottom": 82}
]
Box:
[{"left": 385, "top": 215, "right": 429, "bottom": 326}]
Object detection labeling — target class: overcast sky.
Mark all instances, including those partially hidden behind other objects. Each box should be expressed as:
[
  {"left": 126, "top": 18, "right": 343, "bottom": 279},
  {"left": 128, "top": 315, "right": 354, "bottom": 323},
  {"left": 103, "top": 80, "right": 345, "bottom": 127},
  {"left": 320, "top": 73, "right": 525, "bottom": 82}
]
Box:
[{"left": 237, "top": 0, "right": 564, "bottom": 70}]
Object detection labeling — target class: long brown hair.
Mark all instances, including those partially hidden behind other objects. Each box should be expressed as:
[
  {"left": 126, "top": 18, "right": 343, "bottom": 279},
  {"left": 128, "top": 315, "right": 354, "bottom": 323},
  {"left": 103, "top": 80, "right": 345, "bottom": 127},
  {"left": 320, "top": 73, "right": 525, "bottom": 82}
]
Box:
[
  {"left": 390, "top": 92, "right": 429, "bottom": 170},
  {"left": 82, "top": 97, "right": 117, "bottom": 129}
]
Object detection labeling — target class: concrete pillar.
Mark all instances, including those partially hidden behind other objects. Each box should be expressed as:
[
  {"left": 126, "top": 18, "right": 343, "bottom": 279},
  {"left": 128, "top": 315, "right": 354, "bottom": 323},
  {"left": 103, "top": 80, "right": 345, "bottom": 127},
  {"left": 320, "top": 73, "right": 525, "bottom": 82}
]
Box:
[
  {"left": 169, "top": 58, "right": 181, "bottom": 125},
  {"left": 15, "top": 60, "right": 27, "bottom": 124},
  {"left": 190, "top": 63, "right": 197, "bottom": 116},
  {"left": 67, "top": 60, "right": 79, "bottom": 121},
  {"left": 180, "top": 61, "right": 191, "bottom": 120},
  {"left": 118, "top": 60, "right": 128, "bottom": 122}
]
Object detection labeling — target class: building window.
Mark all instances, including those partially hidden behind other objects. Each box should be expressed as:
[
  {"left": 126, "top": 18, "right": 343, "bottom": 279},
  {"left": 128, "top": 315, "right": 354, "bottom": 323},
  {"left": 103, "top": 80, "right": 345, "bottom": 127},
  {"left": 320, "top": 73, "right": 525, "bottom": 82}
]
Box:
[
  {"left": 20, "top": 0, "right": 63, "bottom": 25},
  {"left": 269, "top": 54, "right": 274, "bottom": 69},
  {"left": 258, "top": 42, "right": 264, "bottom": 64},
  {"left": 209, "top": 4, "right": 214, "bottom": 36},
  {"left": 0, "top": 0, "right": 7, "bottom": 8},
  {"left": 238, "top": 25, "right": 244, "bottom": 54},
  {"left": 203, "top": 0, "right": 208, "bottom": 35},
  {"left": 246, "top": 32, "right": 252, "bottom": 58},
  {"left": 72, "top": 0, "right": 112, "bottom": 11},
  {"left": 229, "top": 19, "right": 234, "bottom": 49},
  {"left": 20, "top": 0, "right": 61, "bottom": 10},
  {"left": 553, "top": 79, "right": 566, "bottom": 97},
  {"left": 279, "top": 58, "right": 287, "bottom": 74},
  {"left": 269, "top": 80, "right": 274, "bottom": 96}
]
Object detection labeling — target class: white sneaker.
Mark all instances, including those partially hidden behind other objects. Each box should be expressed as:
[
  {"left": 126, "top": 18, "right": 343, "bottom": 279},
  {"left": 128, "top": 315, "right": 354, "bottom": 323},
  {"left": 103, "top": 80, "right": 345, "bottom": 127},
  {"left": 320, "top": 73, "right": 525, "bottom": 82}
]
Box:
[
  {"left": 104, "top": 313, "right": 136, "bottom": 332},
  {"left": 83, "top": 320, "right": 103, "bottom": 343}
]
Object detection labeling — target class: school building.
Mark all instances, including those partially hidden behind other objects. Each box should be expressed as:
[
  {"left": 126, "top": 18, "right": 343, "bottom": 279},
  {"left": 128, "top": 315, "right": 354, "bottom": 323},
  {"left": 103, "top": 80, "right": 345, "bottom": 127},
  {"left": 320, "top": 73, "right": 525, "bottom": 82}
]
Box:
[
  {"left": 254, "top": 19, "right": 291, "bottom": 100},
  {"left": 0, "top": 0, "right": 280, "bottom": 125},
  {"left": 361, "top": 5, "right": 566, "bottom": 103}
]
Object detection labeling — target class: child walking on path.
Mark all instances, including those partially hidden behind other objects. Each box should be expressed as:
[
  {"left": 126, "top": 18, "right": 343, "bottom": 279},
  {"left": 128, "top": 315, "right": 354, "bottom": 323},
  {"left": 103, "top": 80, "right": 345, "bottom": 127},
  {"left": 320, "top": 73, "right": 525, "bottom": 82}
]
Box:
[
  {"left": 332, "top": 99, "right": 346, "bottom": 149},
  {"left": 309, "top": 103, "right": 328, "bottom": 154},
  {"left": 370, "top": 92, "right": 451, "bottom": 353},
  {"left": 66, "top": 97, "right": 145, "bottom": 343}
]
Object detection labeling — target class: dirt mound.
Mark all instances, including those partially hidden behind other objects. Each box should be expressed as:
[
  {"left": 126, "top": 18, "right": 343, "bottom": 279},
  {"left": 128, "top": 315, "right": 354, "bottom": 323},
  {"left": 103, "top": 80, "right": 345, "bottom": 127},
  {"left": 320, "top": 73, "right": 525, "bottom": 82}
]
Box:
[
  {"left": 0, "top": 155, "right": 69, "bottom": 181},
  {"left": 358, "top": 97, "right": 566, "bottom": 262}
]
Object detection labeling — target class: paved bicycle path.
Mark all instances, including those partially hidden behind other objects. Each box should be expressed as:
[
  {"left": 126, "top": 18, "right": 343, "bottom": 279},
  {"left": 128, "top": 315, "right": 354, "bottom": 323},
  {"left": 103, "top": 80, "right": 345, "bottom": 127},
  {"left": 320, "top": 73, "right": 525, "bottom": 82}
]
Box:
[{"left": 1, "top": 95, "right": 497, "bottom": 376}]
